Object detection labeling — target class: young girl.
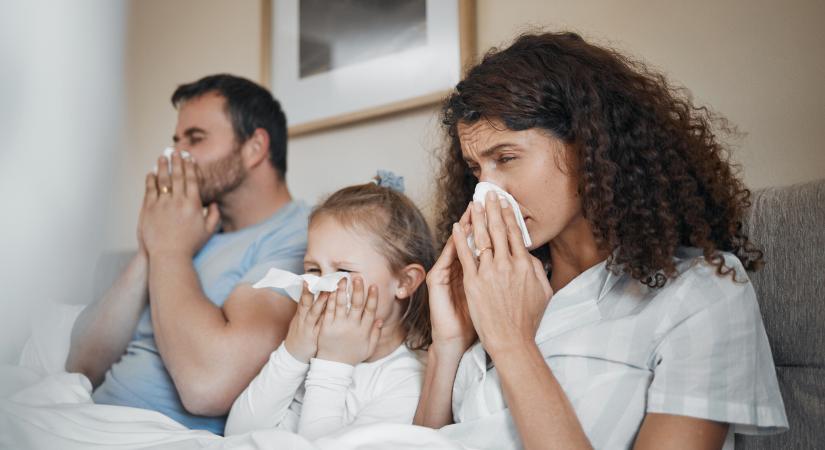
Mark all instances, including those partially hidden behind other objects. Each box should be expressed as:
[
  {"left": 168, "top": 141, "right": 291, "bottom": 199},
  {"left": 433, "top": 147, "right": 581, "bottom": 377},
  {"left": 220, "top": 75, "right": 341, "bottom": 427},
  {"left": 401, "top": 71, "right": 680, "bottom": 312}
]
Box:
[{"left": 225, "top": 173, "right": 435, "bottom": 440}]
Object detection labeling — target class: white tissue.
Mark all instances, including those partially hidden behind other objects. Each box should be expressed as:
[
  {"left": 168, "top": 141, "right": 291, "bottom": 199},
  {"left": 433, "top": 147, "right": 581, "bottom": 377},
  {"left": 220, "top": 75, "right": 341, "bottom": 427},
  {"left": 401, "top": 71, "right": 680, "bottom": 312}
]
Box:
[
  {"left": 467, "top": 182, "right": 532, "bottom": 256},
  {"left": 152, "top": 147, "right": 192, "bottom": 174},
  {"left": 252, "top": 268, "right": 351, "bottom": 303}
]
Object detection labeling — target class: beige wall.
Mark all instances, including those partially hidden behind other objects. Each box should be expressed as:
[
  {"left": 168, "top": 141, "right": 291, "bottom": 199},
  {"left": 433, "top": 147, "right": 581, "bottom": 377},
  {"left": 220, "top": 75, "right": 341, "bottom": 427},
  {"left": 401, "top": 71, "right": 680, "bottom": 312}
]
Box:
[
  {"left": 110, "top": 0, "right": 266, "bottom": 247},
  {"left": 110, "top": 0, "right": 825, "bottom": 250}
]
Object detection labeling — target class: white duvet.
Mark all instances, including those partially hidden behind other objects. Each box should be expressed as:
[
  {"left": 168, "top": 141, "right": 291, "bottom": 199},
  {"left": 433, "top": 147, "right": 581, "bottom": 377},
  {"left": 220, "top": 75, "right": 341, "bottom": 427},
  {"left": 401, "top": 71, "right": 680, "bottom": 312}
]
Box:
[{"left": 0, "top": 303, "right": 465, "bottom": 450}]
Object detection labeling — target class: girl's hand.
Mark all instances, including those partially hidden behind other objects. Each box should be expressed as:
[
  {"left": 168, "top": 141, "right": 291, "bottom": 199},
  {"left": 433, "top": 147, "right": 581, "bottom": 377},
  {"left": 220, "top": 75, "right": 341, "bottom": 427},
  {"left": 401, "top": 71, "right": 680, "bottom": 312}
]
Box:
[
  {"left": 283, "top": 283, "right": 329, "bottom": 363},
  {"left": 426, "top": 205, "right": 477, "bottom": 354},
  {"left": 316, "top": 277, "right": 382, "bottom": 366},
  {"left": 452, "top": 191, "right": 553, "bottom": 358}
]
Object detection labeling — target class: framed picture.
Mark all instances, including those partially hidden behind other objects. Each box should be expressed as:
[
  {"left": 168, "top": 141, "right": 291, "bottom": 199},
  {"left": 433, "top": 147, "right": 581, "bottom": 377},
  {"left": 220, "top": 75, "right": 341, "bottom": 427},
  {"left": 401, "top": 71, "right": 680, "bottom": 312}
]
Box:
[{"left": 261, "top": 0, "right": 476, "bottom": 136}]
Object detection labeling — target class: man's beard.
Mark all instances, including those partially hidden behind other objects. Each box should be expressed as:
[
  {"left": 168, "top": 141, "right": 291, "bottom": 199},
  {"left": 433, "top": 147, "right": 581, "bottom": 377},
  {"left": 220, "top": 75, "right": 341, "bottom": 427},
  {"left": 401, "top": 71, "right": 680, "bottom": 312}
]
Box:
[{"left": 197, "top": 145, "right": 246, "bottom": 206}]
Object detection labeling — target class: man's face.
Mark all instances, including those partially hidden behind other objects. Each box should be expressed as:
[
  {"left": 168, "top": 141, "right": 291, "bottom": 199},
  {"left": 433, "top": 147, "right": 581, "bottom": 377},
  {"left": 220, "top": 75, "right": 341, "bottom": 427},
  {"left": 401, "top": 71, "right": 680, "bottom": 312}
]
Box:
[{"left": 172, "top": 92, "right": 246, "bottom": 205}]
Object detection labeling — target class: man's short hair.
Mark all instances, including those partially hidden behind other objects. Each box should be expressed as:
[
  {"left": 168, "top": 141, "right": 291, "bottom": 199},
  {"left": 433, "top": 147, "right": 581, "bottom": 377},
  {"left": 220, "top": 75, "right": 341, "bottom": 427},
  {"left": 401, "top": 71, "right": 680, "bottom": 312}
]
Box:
[{"left": 171, "top": 74, "right": 288, "bottom": 179}]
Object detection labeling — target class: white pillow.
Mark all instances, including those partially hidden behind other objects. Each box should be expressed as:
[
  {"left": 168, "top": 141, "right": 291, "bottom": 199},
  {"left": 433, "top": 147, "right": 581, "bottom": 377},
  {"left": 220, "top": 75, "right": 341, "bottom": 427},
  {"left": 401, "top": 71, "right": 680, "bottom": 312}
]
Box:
[{"left": 17, "top": 302, "right": 85, "bottom": 375}]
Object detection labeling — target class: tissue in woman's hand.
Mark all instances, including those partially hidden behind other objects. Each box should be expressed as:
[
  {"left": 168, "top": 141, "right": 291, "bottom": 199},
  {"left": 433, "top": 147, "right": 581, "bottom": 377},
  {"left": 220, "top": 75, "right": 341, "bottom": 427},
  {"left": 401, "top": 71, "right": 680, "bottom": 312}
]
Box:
[
  {"left": 467, "top": 182, "right": 532, "bottom": 256},
  {"left": 252, "top": 268, "right": 351, "bottom": 302},
  {"left": 152, "top": 147, "right": 192, "bottom": 174}
]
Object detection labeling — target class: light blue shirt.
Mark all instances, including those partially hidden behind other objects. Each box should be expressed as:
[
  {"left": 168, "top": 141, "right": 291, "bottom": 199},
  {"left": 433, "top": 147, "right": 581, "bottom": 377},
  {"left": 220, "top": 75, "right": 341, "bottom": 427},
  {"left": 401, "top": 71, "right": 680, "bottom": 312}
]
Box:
[{"left": 92, "top": 201, "right": 309, "bottom": 435}]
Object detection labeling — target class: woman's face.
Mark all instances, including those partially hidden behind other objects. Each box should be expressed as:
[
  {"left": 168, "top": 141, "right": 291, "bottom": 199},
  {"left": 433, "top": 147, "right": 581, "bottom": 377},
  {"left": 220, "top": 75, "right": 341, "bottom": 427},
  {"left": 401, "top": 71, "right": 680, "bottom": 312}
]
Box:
[
  {"left": 303, "top": 214, "right": 403, "bottom": 323},
  {"left": 457, "top": 119, "right": 582, "bottom": 250}
]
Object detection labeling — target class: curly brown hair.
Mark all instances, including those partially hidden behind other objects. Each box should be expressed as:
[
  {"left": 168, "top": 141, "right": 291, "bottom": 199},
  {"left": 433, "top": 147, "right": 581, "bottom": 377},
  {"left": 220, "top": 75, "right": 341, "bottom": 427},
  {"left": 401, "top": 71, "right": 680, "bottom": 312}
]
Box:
[{"left": 434, "top": 31, "right": 763, "bottom": 287}]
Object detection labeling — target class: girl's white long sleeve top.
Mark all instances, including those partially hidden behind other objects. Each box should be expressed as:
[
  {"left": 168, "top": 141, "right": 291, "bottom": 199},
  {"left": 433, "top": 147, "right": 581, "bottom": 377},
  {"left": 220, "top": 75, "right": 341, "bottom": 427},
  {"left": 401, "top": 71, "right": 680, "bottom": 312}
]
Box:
[{"left": 225, "top": 342, "right": 424, "bottom": 440}]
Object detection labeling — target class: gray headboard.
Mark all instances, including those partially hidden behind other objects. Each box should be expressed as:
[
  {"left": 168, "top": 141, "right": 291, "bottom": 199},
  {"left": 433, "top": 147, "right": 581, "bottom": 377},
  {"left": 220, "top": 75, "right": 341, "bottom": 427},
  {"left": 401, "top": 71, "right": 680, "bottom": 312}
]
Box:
[{"left": 736, "top": 179, "right": 825, "bottom": 449}]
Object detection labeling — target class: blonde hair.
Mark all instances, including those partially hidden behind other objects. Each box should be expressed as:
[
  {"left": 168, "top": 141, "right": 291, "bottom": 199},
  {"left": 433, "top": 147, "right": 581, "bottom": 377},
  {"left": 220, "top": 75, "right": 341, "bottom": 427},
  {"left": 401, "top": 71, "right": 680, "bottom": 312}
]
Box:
[{"left": 310, "top": 182, "right": 436, "bottom": 350}]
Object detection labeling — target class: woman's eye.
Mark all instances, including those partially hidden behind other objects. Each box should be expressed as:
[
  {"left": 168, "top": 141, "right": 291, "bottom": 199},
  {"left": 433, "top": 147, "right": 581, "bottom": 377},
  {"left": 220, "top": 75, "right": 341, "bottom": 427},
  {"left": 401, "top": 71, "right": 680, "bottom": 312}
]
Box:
[
  {"left": 498, "top": 156, "right": 515, "bottom": 164},
  {"left": 305, "top": 268, "right": 320, "bottom": 274},
  {"left": 336, "top": 268, "right": 352, "bottom": 273}
]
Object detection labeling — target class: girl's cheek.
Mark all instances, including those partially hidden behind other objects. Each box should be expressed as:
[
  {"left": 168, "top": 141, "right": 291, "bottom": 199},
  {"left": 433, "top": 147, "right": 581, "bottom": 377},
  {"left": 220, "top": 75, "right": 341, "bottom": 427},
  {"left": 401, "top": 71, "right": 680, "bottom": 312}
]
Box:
[{"left": 377, "top": 294, "right": 397, "bottom": 319}]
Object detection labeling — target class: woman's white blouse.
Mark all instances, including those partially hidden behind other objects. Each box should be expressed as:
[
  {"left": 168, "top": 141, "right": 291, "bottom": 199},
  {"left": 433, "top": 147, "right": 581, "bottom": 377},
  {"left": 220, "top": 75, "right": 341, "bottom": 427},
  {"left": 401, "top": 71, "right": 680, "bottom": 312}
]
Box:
[
  {"left": 441, "top": 248, "right": 788, "bottom": 450},
  {"left": 225, "top": 342, "right": 424, "bottom": 440}
]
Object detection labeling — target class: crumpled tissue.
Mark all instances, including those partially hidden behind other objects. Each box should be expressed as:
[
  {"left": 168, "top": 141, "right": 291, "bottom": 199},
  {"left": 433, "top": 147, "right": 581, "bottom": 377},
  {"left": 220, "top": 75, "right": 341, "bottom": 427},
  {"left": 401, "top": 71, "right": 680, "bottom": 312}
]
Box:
[
  {"left": 253, "top": 268, "right": 351, "bottom": 303},
  {"left": 467, "top": 181, "right": 532, "bottom": 256}
]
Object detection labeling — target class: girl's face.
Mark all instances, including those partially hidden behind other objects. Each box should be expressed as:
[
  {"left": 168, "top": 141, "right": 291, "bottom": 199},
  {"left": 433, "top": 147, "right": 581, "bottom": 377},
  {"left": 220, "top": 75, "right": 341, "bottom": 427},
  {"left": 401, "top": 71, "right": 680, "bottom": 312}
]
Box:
[
  {"left": 304, "top": 214, "right": 404, "bottom": 323},
  {"left": 457, "top": 119, "right": 583, "bottom": 250}
]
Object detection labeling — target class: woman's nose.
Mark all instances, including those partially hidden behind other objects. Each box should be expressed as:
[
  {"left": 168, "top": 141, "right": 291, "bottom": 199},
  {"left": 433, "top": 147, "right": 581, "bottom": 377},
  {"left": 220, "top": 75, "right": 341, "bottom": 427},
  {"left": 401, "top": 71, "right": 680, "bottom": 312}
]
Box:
[{"left": 478, "top": 170, "right": 507, "bottom": 190}]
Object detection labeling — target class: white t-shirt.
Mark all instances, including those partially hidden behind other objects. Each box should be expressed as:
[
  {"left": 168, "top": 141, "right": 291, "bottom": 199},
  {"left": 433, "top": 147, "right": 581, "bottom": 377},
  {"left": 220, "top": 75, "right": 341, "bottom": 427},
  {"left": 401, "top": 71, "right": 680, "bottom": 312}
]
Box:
[
  {"left": 225, "top": 342, "right": 425, "bottom": 440},
  {"left": 440, "top": 248, "right": 788, "bottom": 450}
]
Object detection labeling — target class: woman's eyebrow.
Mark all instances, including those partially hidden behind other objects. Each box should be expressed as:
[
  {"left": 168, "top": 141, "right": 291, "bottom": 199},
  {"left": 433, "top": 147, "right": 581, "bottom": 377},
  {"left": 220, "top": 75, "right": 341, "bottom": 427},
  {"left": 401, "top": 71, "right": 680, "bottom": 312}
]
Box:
[{"left": 463, "top": 143, "right": 520, "bottom": 163}]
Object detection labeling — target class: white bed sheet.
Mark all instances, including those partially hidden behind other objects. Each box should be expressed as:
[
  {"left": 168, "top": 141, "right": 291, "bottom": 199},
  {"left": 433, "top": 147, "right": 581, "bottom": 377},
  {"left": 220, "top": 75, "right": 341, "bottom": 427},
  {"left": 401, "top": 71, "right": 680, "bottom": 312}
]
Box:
[{"left": 0, "top": 303, "right": 467, "bottom": 450}]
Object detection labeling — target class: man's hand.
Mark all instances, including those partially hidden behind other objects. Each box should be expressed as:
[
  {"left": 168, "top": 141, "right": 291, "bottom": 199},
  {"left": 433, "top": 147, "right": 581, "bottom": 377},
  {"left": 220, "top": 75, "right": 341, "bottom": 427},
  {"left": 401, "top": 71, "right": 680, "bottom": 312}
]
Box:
[{"left": 141, "top": 151, "right": 220, "bottom": 258}]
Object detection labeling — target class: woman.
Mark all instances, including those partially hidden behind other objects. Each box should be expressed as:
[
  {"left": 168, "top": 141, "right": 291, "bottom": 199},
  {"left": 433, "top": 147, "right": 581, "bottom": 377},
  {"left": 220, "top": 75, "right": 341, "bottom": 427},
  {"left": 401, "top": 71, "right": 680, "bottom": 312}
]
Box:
[{"left": 413, "top": 32, "right": 787, "bottom": 449}]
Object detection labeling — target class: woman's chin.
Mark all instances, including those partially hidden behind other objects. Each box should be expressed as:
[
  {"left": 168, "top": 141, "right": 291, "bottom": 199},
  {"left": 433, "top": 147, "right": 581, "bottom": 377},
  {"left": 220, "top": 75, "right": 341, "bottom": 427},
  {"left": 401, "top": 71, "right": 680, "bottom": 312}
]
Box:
[{"left": 524, "top": 221, "right": 547, "bottom": 251}]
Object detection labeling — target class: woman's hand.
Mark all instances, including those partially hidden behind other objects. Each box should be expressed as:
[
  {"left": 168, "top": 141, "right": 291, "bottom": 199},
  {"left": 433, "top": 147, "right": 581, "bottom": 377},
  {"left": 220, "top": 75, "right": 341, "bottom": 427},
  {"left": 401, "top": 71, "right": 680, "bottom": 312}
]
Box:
[
  {"left": 316, "top": 277, "right": 382, "bottom": 366},
  {"left": 283, "top": 283, "right": 329, "bottom": 363},
  {"left": 426, "top": 205, "right": 477, "bottom": 354},
  {"left": 452, "top": 191, "right": 553, "bottom": 358}
]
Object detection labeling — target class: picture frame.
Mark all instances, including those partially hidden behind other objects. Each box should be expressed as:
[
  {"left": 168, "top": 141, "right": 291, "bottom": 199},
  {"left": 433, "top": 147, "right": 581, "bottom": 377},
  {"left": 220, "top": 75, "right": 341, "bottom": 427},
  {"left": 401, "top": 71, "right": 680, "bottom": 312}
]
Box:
[{"left": 261, "top": 0, "right": 476, "bottom": 137}]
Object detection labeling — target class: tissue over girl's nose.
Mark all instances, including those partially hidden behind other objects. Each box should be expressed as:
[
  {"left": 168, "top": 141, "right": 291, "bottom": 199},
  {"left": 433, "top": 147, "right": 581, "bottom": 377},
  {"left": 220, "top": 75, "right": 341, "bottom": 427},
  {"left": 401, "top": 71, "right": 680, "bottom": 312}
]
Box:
[{"left": 252, "top": 268, "right": 351, "bottom": 302}]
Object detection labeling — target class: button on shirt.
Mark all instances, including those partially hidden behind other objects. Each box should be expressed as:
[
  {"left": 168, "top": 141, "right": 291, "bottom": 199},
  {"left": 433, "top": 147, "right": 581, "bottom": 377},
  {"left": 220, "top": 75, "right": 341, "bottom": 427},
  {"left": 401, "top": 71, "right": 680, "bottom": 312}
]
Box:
[{"left": 441, "top": 248, "right": 788, "bottom": 450}]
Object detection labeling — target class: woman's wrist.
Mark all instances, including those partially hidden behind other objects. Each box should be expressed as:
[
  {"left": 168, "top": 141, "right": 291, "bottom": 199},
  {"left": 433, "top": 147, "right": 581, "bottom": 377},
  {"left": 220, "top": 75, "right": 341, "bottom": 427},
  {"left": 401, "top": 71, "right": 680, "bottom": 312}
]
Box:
[
  {"left": 429, "top": 340, "right": 471, "bottom": 362},
  {"left": 487, "top": 337, "right": 543, "bottom": 370}
]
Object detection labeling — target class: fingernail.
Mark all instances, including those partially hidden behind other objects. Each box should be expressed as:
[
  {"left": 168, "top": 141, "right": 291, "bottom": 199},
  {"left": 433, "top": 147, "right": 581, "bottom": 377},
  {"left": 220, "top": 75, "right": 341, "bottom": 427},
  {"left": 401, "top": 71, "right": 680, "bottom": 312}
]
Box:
[
  {"left": 453, "top": 223, "right": 459, "bottom": 232},
  {"left": 486, "top": 191, "right": 496, "bottom": 201},
  {"left": 472, "top": 201, "right": 483, "bottom": 212},
  {"left": 500, "top": 198, "right": 510, "bottom": 208}
]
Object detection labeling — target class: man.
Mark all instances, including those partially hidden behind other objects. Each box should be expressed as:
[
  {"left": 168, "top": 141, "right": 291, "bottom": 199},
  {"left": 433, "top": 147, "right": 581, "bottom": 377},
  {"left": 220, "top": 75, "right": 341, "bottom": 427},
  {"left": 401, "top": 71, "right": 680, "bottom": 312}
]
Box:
[{"left": 65, "top": 74, "right": 307, "bottom": 435}]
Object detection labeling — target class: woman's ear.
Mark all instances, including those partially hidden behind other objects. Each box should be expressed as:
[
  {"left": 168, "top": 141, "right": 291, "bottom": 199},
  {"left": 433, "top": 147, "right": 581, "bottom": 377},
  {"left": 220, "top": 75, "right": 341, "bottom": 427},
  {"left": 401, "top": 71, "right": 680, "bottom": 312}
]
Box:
[
  {"left": 395, "top": 263, "right": 426, "bottom": 299},
  {"left": 241, "top": 128, "right": 270, "bottom": 169}
]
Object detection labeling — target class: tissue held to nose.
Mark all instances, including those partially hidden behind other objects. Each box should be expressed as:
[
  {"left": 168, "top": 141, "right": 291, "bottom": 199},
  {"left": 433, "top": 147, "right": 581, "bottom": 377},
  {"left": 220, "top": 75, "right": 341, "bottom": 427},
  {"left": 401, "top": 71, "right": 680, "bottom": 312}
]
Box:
[
  {"left": 252, "top": 268, "right": 352, "bottom": 303},
  {"left": 467, "top": 182, "right": 532, "bottom": 256},
  {"left": 152, "top": 147, "right": 193, "bottom": 174}
]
